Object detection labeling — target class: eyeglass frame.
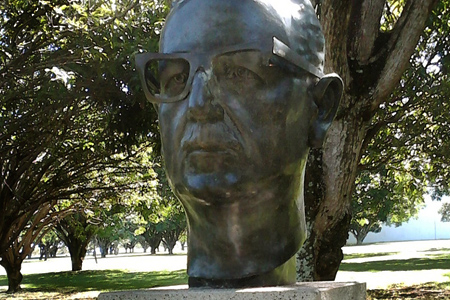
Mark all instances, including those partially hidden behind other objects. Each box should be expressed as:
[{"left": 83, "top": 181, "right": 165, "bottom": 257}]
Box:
[{"left": 135, "top": 36, "right": 323, "bottom": 103}]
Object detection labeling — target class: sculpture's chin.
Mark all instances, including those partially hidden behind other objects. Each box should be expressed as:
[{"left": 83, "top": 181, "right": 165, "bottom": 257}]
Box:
[
  {"left": 178, "top": 171, "right": 244, "bottom": 204},
  {"left": 174, "top": 160, "right": 295, "bottom": 205}
]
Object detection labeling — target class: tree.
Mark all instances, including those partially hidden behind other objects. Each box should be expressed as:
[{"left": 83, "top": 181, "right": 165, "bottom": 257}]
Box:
[
  {"left": 55, "top": 211, "right": 98, "bottom": 271},
  {"left": 121, "top": 220, "right": 143, "bottom": 253},
  {"left": 0, "top": 203, "right": 71, "bottom": 292},
  {"left": 38, "top": 229, "right": 63, "bottom": 260},
  {"left": 140, "top": 222, "right": 163, "bottom": 254},
  {"left": 179, "top": 230, "right": 187, "bottom": 251},
  {"left": 133, "top": 156, "right": 187, "bottom": 255},
  {"left": 160, "top": 213, "right": 186, "bottom": 255},
  {"left": 438, "top": 203, "right": 450, "bottom": 222},
  {"left": 154, "top": 162, "right": 186, "bottom": 255},
  {"left": 94, "top": 193, "right": 150, "bottom": 258},
  {"left": 0, "top": 0, "right": 167, "bottom": 292},
  {"left": 297, "top": 0, "right": 446, "bottom": 280},
  {"left": 94, "top": 203, "right": 130, "bottom": 258},
  {"left": 350, "top": 166, "right": 424, "bottom": 244},
  {"left": 55, "top": 145, "right": 159, "bottom": 269},
  {"left": 140, "top": 237, "right": 150, "bottom": 253}
]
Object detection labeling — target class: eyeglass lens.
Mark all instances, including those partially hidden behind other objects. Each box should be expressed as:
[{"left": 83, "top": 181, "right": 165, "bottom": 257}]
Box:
[{"left": 145, "top": 58, "right": 190, "bottom": 98}]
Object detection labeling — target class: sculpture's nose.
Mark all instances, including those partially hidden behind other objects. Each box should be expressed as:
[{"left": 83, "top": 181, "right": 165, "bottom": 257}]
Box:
[{"left": 187, "top": 70, "right": 224, "bottom": 122}]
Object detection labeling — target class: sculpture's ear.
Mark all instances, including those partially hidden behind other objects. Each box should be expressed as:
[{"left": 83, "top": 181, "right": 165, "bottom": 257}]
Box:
[{"left": 308, "top": 73, "right": 343, "bottom": 148}]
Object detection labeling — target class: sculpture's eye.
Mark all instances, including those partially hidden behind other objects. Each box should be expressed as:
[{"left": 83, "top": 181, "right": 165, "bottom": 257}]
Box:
[
  {"left": 158, "top": 58, "right": 190, "bottom": 97},
  {"left": 225, "top": 66, "right": 259, "bottom": 81},
  {"left": 164, "top": 72, "right": 188, "bottom": 96},
  {"left": 224, "top": 66, "right": 261, "bottom": 84},
  {"left": 213, "top": 52, "right": 266, "bottom": 90},
  {"left": 170, "top": 73, "right": 188, "bottom": 85}
]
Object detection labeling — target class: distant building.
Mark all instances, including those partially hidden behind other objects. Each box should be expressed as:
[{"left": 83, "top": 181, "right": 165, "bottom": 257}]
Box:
[{"left": 347, "top": 196, "right": 450, "bottom": 244}]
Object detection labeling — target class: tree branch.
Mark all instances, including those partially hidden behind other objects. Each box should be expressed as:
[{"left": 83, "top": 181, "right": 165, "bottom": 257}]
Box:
[
  {"left": 320, "top": 0, "right": 352, "bottom": 83},
  {"left": 349, "top": 0, "right": 385, "bottom": 65},
  {"left": 371, "top": 0, "right": 438, "bottom": 111}
]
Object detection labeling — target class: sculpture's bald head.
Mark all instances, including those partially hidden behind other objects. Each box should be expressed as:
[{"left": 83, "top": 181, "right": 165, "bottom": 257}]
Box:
[{"left": 163, "top": 0, "right": 324, "bottom": 74}]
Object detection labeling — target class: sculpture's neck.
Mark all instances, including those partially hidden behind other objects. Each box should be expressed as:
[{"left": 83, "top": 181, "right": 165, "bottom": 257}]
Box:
[{"left": 180, "top": 173, "right": 306, "bottom": 282}]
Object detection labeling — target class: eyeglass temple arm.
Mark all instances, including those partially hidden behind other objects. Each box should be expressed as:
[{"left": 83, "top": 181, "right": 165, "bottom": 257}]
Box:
[{"left": 272, "top": 37, "right": 323, "bottom": 78}]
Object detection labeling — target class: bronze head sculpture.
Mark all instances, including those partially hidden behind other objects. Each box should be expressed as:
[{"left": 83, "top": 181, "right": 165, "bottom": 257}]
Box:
[{"left": 136, "top": 0, "right": 343, "bottom": 288}]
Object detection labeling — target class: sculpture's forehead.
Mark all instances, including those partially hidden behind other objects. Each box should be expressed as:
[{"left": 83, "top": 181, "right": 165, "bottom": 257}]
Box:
[{"left": 160, "top": 0, "right": 288, "bottom": 53}]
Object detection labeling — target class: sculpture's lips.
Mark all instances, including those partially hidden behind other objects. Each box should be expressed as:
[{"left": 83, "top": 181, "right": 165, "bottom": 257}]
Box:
[
  {"left": 183, "top": 141, "right": 241, "bottom": 173},
  {"left": 181, "top": 124, "right": 243, "bottom": 173},
  {"left": 181, "top": 123, "right": 242, "bottom": 155},
  {"left": 182, "top": 140, "right": 241, "bottom": 154},
  {"left": 185, "top": 149, "right": 238, "bottom": 173}
]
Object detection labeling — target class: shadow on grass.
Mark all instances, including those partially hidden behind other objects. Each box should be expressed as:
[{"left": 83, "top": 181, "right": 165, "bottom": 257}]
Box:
[
  {"left": 0, "top": 269, "right": 188, "bottom": 294},
  {"left": 419, "top": 248, "right": 450, "bottom": 253},
  {"left": 425, "top": 253, "right": 450, "bottom": 259},
  {"left": 340, "top": 257, "right": 450, "bottom": 272},
  {"left": 343, "top": 252, "right": 398, "bottom": 260}
]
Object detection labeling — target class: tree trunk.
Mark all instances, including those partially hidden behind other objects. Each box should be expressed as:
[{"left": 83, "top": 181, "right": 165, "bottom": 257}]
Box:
[
  {"left": 1, "top": 250, "right": 24, "bottom": 293},
  {"left": 147, "top": 236, "right": 162, "bottom": 255},
  {"left": 162, "top": 230, "right": 180, "bottom": 255},
  {"left": 315, "top": 114, "right": 367, "bottom": 276},
  {"left": 66, "top": 238, "right": 88, "bottom": 271},
  {"left": 355, "top": 225, "right": 372, "bottom": 245},
  {"left": 0, "top": 232, "right": 38, "bottom": 293},
  {"left": 297, "top": 109, "right": 368, "bottom": 281},
  {"left": 71, "top": 254, "right": 84, "bottom": 271},
  {"left": 166, "top": 238, "right": 176, "bottom": 255},
  {"left": 350, "top": 230, "right": 363, "bottom": 245},
  {"left": 356, "top": 235, "right": 364, "bottom": 245},
  {"left": 97, "top": 239, "right": 111, "bottom": 258},
  {"left": 3, "top": 265, "right": 22, "bottom": 293}
]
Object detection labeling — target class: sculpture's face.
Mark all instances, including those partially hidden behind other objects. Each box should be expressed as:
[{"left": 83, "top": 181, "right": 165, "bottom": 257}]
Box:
[{"left": 156, "top": 0, "right": 316, "bottom": 203}]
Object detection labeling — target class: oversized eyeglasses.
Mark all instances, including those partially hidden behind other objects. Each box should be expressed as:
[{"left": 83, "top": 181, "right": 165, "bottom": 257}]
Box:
[{"left": 135, "top": 37, "right": 323, "bottom": 103}]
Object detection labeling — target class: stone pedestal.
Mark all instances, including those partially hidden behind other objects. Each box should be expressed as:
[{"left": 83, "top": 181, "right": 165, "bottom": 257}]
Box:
[{"left": 98, "top": 281, "right": 366, "bottom": 300}]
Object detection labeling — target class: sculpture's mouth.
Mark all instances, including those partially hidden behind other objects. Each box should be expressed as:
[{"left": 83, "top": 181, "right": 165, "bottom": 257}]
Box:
[
  {"left": 185, "top": 148, "right": 238, "bottom": 173},
  {"left": 180, "top": 123, "right": 243, "bottom": 174},
  {"left": 183, "top": 138, "right": 241, "bottom": 151}
]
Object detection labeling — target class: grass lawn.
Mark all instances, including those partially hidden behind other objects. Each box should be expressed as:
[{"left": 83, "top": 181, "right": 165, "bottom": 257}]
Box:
[{"left": 0, "top": 269, "right": 188, "bottom": 299}]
